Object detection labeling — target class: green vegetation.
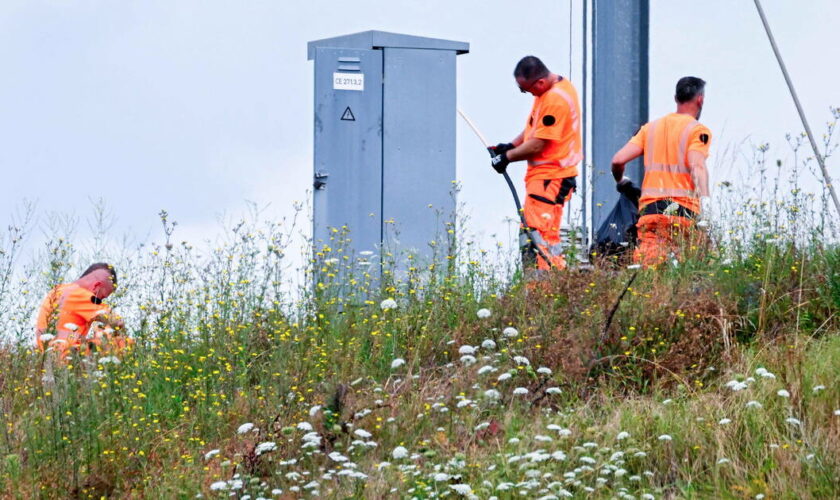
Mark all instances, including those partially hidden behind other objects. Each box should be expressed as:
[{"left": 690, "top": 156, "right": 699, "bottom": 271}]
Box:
[{"left": 2, "top": 124, "right": 840, "bottom": 498}]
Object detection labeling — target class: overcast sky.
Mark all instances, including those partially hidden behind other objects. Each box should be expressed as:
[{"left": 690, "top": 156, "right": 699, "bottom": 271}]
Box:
[{"left": 1, "top": 0, "right": 838, "bottom": 263}]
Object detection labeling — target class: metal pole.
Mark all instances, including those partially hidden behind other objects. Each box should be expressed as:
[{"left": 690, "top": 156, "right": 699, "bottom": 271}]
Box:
[
  {"left": 753, "top": 0, "right": 840, "bottom": 218},
  {"left": 581, "top": 0, "right": 588, "bottom": 247}
]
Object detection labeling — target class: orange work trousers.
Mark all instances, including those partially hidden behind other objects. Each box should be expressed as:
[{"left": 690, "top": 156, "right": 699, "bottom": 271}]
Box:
[
  {"left": 522, "top": 178, "right": 574, "bottom": 270},
  {"left": 633, "top": 214, "right": 695, "bottom": 268}
]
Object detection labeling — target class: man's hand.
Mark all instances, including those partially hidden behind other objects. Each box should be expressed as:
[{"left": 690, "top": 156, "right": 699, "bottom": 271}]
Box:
[
  {"left": 616, "top": 176, "right": 641, "bottom": 203},
  {"left": 490, "top": 151, "right": 510, "bottom": 174}
]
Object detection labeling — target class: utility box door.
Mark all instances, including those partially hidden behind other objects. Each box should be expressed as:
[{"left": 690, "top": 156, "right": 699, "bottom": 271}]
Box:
[
  {"left": 382, "top": 48, "right": 457, "bottom": 254},
  {"left": 312, "top": 47, "right": 383, "bottom": 255}
]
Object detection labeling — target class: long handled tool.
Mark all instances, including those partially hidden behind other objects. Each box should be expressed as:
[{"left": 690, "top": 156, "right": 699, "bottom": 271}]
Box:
[{"left": 457, "top": 109, "right": 553, "bottom": 268}]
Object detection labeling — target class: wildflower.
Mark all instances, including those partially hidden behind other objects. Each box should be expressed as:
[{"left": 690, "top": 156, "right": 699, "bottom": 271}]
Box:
[
  {"left": 580, "top": 456, "right": 597, "bottom": 464},
  {"left": 718, "top": 418, "right": 732, "bottom": 425},
  {"left": 616, "top": 431, "right": 630, "bottom": 441},
  {"left": 392, "top": 446, "right": 409, "bottom": 459},
  {"left": 497, "top": 373, "right": 512, "bottom": 382},
  {"left": 835, "top": 410, "right": 840, "bottom": 416},
  {"left": 641, "top": 495, "right": 655, "bottom": 500},
  {"left": 477, "top": 365, "right": 496, "bottom": 375},
  {"left": 98, "top": 356, "right": 120, "bottom": 365},
  {"left": 354, "top": 429, "right": 372, "bottom": 439},
  {"left": 434, "top": 473, "right": 450, "bottom": 482},
  {"left": 513, "top": 387, "right": 529, "bottom": 396},
  {"left": 746, "top": 400, "right": 763, "bottom": 408},
  {"left": 328, "top": 451, "right": 348, "bottom": 462},
  {"left": 481, "top": 339, "right": 497, "bottom": 350},
  {"left": 39, "top": 333, "right": 55, "bottom": 343},
  {"left": 255, "top": 442, "right": 277, "bottom": 455},
  {"left": 390, "top": 357, "right": 406, "bottom": 369},
  {"left": 813, "top": 385, "right": 826, "bottom": 393},
  {"left": 658, "top": 434, "right": 672, "bottom": 441},
  {"left": 376, "top": 461, "right": 391, "bottom": 470},
  {"left": 785, "top": 417, "right": 801, "bottom": 426},
  {"left": 717, "top": 458, "right": 730, "bottom": 465},
  {"left": 484, "top": 389, "right": 501, "bottom": 399},
  {"left": 204, "top": 449, "right": 220, "bottom": 461},
  {"left": 513, "top": 355, "right": 530, "bottom": 366},
  {"left": 502, "top": 326, "right": 518, "bottom": 337},
  {"left": 237, "top": 423, "right": 255, "bottom": 434},
  {"left": 309, "top": 405, "right": 322, "bottom": 417},
  {"left": 477, "top": 308, "right": 492, "bottom": 318},
  {"left": 537, "top": 367, "right": 552, "bottom": 375},
  {"left": 459, "top": 345, "right": 476, "bottom": 355},
  {"left": 297, "top": 422, "right": 313, "bottom": 431},
  {"left": 210, "top": 481, "right": 228, "bottom": 491},
  {"left": 380, "top": 298, "right": 397, "bottom": 310},
  {"left": 662, "top": 399, "right": 673, "bottom": 405},
  {"left": 63, "top": 323, "right": 79, "bottom": 332},
  {"left": 777, "top": 389, "right": 790, "bottom": 398},
  {"left": 696, "top": 220, "right": 710, "bottom": 228},
  {"left": 546, "top": 387, "right": 562, "bottom": 395},
  {"left": 474, "top": 422, "right": 490, "bottom": 431},
  {"left": 551, "top": 450, "right": 567, "bottom": 461},
  {"left": 755, "top": 367, "right": 776, "bottom": 379},
  {"left": 460, "top": 355, "right": 477, "bottom": 365},
  {"left": 271, "top": 489, "right": 283, "bottom": 495},
  {"left": 456, "top": 399, "right": 473, "bottom": 408},
  {"left": 724, "top": 379, "right": 748, "bottom": 391},
  {"left": 359, "top": 250, "right": 375, "bottom": 256},
  {"left": 627, "top": 264, "right": 641, "bottom": 270}
]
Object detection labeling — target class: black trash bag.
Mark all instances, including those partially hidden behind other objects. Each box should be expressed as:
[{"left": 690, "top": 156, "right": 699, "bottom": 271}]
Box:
[{"left": 590, "top": 190, "right": 640, "bottom": 258}]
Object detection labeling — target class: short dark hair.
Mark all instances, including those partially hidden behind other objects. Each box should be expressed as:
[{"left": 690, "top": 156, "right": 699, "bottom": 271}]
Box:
[
  {"left": 675, "top": 76, "right": 706, "bottom": 103},
  {"left": 514, "top": 56, "right": 550, "bottom": 81},
  {"left": 80, "top": 262, "right": 117, "bottom": 285}
]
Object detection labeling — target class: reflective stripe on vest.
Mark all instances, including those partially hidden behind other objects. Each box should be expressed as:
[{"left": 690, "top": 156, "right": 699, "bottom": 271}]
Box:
[
  {"left": 525, "top": 87, "right": 582, "bottom": 168},
  {"left": 641, "top": 119, "right": 698, "bottom": 199}
]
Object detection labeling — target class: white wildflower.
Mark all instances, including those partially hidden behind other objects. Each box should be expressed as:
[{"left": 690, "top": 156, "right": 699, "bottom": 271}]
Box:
[
  {"left": 813, "top": 385, "right": 826, "bottom": 393},
  {"left": 662, "top": 398, "right": 673, "bottom": 405},
  {"left": 785, "top": 417, "right": 801, "bottom": 426},
  {"left": 755, "top": 367, "right": 776, "bottom": 379},
  {"left": 546, "top": 387, "right": 562, "bottom": 395},
  {"left": 98, "top": 356, "right": 120, "bottom": 365},
  {"left": 497, "top": 373, "right": 512, "bottom": 382},
  {"left": 460, "top": 355, "right": 477, "bottom": 365},
  {"left": 718, "top": 418, "right": 732, "bottom": 425},
  {"left": 204, "top": 449, "right": 220, "bottom": 461},
  {"left": 724, "top": 379, "right": 748, "bottom": 391},
  {"left": 513, "top": 355, "right": 530, "bottom": 366},
  {"left": 777, "top": 389, "right": 790, "bottom": 398},
  {"left": 255, "top": 441, "right": 277, "bottom": 455},
  {"left": 477, "top": 365, "right": 496, "bottom": 375},
  {"left": 513, "top": 387, "right": 529, "bottom": 396},
  {"left": 477, "top": 308, "right": 492, "bottom": 319},
  {"left": 616, "top": 431, "right": 630, "bottom": 441},
  {"left": 459, "top": 345, "right": 476, "bottom": 355},
  {"left": 354, "top": 429, "right": 372, "bottom": 439},
  {"left": 717, "top": 457, "right": 730, "bottom": 465},
  {"left": 392, "top": 446, "right": 409, "bottom": 459},
  {"left": 309, "top": 405, "right": 322, "bottom": 417},
  {"left": 390, "top": 358, "right": 406, "bottom": 369},
  {"left": 746, "top": 400, "right": 763, "bottom": 408},
  {"left": 658, "top": 434, "right": 672, "bottom": 441},
  {"left": 537, "top": 367, "right": 552, "bottom": 375},
  {"left": 297, "top": 422, "right": 313, "bottom": 431},
  {"left": 39, "top": 333, "right": 55, "bottom": 343},
  {"left": 63, "top": 323, "right": 79, "bottom": 332},
  {"left": 551, "top": 450, "right": 567, "bottom": 461},
  {"left": 328, "top": 451, "right": 348, "bottom": 462},
  {"left": 237, "top": 423, "right": 255, "bottom": 435},
  {"left": 434, "top": 473, "right": 450, "bottom": 482},
  {"left": 481, "top": 339, "right": 497, "bottom": 350},
  {"left": 450, "top": 484, "right": 473, "bottom": 495},
  {"left": 502, "top": 327, "right": 518, "bottom": 338},
  {"left": 210, "top": 481, "right": 227, "bottom": 491},
  {"left": 380, "top": 298, "right": 397, "bottom": 310}
]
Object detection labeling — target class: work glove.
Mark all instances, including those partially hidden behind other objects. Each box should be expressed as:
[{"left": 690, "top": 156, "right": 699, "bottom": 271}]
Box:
[
  {"left": 616, "top": 176, "right": 641, "bottom": 204},
  {"left": 491, "top": 142, "right": 515, "bottom": 155},
  {"left": 490, "top": 150, "right": 510, "bottom": 174}
]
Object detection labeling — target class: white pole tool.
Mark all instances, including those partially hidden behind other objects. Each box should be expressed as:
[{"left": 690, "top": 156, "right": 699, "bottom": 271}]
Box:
[{"left": 457, "top": 108, "right": 554, "bottom": 268}]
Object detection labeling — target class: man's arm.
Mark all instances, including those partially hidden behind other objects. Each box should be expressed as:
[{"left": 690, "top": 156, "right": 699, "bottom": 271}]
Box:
[
  {"left": 611, "top": 143, "right": 644, "bottom": 181},
  {"left": 506, "top": 138, "right": 546, "bottom": 162},
  {"left": 688, "top": 150, "right": 710, "bottom": 197},
  {"left": 511, "top": 131, "right": 525, "bottom": 147}
]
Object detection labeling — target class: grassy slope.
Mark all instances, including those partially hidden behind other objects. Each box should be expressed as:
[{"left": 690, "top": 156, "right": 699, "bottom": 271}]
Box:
[{"left": 1, "top": 233, "right": 840, "bottom": 499}]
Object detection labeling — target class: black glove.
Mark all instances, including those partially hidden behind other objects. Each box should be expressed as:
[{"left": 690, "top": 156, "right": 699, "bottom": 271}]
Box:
[
  {"left": 490, "top": 151, "right": 510, "bottom": 174},
  {"left": 616, "top": 177, "right": 641, "bottom": 204},
  {"left": 491, "top": 143, "right": 515, "bottom": 155}
]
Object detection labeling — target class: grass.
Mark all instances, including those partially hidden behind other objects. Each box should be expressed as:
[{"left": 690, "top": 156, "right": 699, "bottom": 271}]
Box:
[{"left": 2, "top": 127, "right": 840, "bottom": 498}]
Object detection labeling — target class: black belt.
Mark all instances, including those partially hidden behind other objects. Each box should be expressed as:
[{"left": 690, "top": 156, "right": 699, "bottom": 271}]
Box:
[{"left": 641, "top": 199, "right": 696, "bottom": 219}]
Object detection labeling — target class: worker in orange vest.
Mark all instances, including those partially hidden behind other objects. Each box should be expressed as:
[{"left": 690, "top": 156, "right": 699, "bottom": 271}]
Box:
[
  {"left": 490, "top": 56, "right": 582, "bottom": 271},
  {"left": 611, "top": 76, "right": 711, "bottom": 267},
  {"left": 35, "top": 262, "right": 130, "bottom": 359}
]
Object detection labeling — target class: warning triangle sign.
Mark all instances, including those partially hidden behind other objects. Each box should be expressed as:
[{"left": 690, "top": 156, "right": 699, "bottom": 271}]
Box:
[{"left": 340, "top": 106, "right": 355, "bottom": 121}]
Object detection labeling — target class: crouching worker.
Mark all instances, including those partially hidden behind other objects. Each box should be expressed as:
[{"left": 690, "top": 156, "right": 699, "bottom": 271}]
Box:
[
  {"left": 611, "top": 76, "right": 712, "bottom": 267},
  {"left": 35, "top": 262, "right": 132, "bottom": 360}
]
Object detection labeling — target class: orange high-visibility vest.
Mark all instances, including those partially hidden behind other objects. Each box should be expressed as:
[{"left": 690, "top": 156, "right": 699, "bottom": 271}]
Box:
[
  {"left": 522, "top": 78, "right": 582, "bottom": 182},
  {"left": 630, "top": 113, "right": 711, "bottom": 214}
]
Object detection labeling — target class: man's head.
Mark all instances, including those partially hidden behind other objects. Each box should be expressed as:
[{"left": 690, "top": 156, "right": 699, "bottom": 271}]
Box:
[
  {"left": 514, "top": 56, "right": 553, "bottom": 96},
  {"left": 78, "top": 262, "right": 118, "bottom": 300},
  {"left": 675, "top": 76, "right": 706, "bottom": 119}
]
